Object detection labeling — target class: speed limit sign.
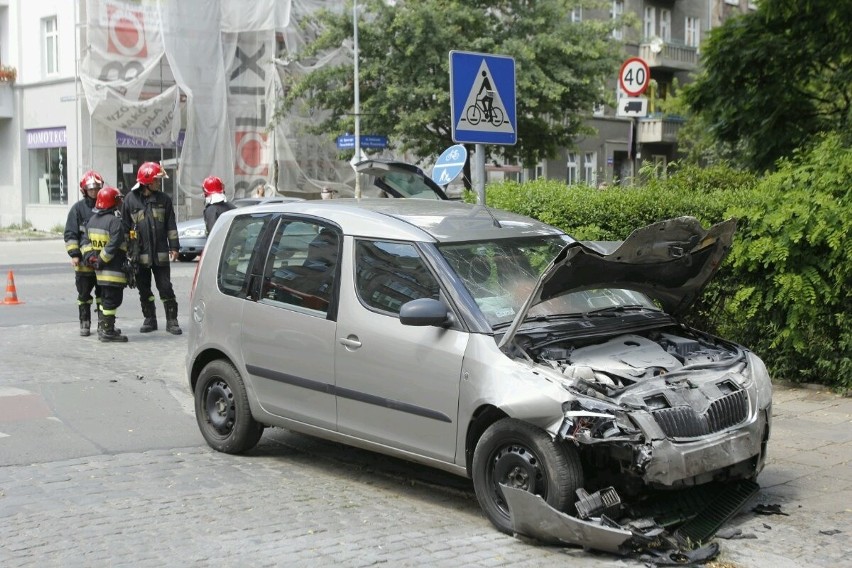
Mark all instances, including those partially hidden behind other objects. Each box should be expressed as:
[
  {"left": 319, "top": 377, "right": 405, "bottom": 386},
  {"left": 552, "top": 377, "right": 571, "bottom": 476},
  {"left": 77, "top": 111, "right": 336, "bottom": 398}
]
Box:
[{"left": 619, "top": 57, "right": 650, "bottom": 97}]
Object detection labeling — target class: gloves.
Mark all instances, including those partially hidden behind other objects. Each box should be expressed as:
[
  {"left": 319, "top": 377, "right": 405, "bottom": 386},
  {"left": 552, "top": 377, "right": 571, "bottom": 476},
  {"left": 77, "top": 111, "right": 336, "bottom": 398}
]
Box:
[{"left": 85, "top": 253, "right": 101, "bottom": 270}]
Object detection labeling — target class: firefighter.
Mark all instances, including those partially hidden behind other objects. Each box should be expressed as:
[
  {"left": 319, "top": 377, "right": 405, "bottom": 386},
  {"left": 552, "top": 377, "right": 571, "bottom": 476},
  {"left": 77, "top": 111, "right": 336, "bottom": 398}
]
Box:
[
  {"left": 80, "top": 186, "right": 129, "bottom": 343},
  {"left": 120, "top": 161, "right": 182, "bottom": 335},
  {"left": 201, "top": 176, "right": 235, "bottom": 234},
  {"left": 64, "top": 170, "right": 105, "bottom": 337}
]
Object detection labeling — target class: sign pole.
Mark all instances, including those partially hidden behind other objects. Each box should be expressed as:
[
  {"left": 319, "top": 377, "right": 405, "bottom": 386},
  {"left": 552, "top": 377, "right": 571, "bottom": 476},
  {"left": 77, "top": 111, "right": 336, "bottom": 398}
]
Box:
[
  {"left": 474, "top": 144, "right": 485, "bottom": 205},
  {"left": 353, "top": 0, "right": 362, "bottom": 198}
]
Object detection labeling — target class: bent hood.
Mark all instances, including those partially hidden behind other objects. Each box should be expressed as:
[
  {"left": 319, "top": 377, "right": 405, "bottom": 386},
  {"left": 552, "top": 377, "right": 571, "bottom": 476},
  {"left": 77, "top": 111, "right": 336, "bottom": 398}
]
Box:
[{"left": 499, "top": 217, "right": 736, "bottom": 348}]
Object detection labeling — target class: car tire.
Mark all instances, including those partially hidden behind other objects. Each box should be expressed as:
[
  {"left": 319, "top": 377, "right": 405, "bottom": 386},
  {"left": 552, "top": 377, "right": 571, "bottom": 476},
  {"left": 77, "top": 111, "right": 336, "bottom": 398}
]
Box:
[
  {"left": 195, "top": 360, "right": 264, "bottom": 454},
  {"left": 472, "top": 418, "right": 583, "bottom": 535},
  {"left": 178, "top": 253, "right": 198, "bottom": 262}
]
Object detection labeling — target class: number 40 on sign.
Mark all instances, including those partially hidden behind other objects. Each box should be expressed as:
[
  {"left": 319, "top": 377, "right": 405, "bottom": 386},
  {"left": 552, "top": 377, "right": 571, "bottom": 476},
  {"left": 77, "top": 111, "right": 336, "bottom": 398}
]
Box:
[{"left": 619, "top": 57, "right": 650, "bottom": 97}]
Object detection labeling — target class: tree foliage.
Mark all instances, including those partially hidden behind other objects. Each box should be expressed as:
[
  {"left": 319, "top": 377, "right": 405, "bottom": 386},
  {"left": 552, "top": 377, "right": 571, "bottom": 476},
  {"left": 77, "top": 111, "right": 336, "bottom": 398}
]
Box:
[
  {"left": 684, "top": 0, "right": 852, "bottom": 172},
  {"left": 278, "top": 0, "right": 623, "bottom": 168}
]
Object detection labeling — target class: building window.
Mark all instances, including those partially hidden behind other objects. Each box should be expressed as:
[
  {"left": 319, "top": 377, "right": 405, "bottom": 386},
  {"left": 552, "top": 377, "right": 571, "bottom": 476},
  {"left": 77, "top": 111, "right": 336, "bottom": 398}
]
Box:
[
  {"left": 566, "top": 153, "right": 578, "bottom": 185},
  {"left": 571, "top": 7, "right": 582, "bottom": 23},
  {"left": 660, "top": 9, "right": 671, "bottom": 42},
  {"left": 611, "top": 1, "right": 624, "bottom": 40},
  {"left": 644, "top": 7, "right": 656, "bottom": 40},
  {"left": 43, "top": 16, "right": 59, "bottom": 76},
  {"left": 27, "top": 127, "right": 68, "bottom": 204},
  {"left": 583, "top": 152, "right": 597, "bottom": 186},
  {"left": 685, "top": 17, "right": 700, "bottom": 48}
]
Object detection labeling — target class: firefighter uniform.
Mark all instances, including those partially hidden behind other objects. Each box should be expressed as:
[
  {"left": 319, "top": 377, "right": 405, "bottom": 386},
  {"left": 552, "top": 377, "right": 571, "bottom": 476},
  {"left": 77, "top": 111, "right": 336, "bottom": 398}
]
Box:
[
  {"left": 80, "top": 188, "right": 129, "bottom": 342},
  {"left": 120, "top": 165, "right": 182, "bottom": 335}
]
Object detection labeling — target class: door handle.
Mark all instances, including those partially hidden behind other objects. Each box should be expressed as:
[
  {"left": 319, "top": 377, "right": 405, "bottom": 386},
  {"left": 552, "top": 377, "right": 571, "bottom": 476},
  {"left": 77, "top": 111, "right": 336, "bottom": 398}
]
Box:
[{"left": 339, "top": 336, "right": 362, "bottom": 349}]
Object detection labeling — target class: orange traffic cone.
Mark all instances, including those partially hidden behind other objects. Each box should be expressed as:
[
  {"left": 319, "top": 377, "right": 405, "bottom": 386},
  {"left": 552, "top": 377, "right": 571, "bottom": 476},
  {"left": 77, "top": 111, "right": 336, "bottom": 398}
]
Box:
[{"left": 2, "top": 270, "right": 23, "bottom": 305}]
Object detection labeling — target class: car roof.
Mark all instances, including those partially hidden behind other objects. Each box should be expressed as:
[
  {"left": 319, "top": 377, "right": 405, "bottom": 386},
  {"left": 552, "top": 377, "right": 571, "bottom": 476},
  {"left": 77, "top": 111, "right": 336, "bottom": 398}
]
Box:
[{"left": 235, "top": 198, "right": 563, "bottom": 243}]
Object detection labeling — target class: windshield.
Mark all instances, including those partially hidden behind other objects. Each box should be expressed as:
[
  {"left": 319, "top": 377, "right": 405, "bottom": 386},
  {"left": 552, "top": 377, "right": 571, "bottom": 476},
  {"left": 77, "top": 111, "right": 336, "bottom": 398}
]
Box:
[
  {"left": 438, "top": 236, "right": 658, "bottom": 327},
  {"left": 381, "top": 171, "right": 443, "bottom": 200},
  {"left": 439, "top": 236, "right": 566, "bottom": 326}
]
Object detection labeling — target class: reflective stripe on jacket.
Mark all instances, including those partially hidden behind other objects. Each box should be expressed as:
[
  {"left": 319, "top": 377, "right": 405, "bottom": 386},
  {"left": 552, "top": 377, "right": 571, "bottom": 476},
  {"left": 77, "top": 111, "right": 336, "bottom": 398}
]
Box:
[
  {"left": 64, "top": 197, "right": 96, "bottom": 273},
  {"left": 120, "top": 187, "right": 179, "bottom": 266},
  {"left": 80, "top": 209, "right": 128, "bottom": 287}
]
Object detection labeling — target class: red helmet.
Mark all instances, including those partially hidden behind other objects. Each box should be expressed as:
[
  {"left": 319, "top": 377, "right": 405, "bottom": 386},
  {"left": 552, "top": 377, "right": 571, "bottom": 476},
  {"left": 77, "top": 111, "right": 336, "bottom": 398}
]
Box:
[
  {"left": 135, "top": 162, "right": 169, "bottom": 186},
  {"left": 202, "top": 176, "right": 225, "bottom": 197},
  {"left": 80, "top": 170, "right": 104, "bottom": 192},
  {"left": 95, "top": 186, "right": 122, "bottom": 210}
]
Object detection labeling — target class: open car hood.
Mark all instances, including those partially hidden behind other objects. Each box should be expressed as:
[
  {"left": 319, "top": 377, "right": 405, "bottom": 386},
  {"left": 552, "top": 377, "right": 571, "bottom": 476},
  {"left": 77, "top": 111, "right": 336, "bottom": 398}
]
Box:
[
  {"left": 499, "top": 217, "right": 736, "bottom": 349},
  {"left": 354, "top": 159, "right": 449, "bottom": 200}
]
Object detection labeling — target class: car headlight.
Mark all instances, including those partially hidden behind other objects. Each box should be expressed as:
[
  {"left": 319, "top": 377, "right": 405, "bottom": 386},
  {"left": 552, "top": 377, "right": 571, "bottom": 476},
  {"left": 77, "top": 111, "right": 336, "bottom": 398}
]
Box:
[
  {"left": 746, "top": 351, "right": 772, "bottom": 408},
  {"left": 179, "top": 228, "right": 206, "bottom": 238}
]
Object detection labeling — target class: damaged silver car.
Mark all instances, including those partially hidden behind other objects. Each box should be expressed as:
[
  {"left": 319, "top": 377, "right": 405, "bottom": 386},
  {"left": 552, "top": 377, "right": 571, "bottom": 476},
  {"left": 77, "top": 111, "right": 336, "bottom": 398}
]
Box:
[{"left": 186, "top": 199, "right": 772, "bottom": 550}]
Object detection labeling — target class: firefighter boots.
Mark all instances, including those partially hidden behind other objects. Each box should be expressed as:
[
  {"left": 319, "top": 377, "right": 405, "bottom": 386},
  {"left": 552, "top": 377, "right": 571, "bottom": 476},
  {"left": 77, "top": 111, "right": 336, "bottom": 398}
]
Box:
[
  {"left": 140, "top": 301, "right": 158, "bottom": 333},
  {"left": 100, "top": 315, "right": 128, "bottom": 343},
  {"left": 78, "top": 303, "right": 91, "bottom": 337},
  {"left": 165, "top": 301, "right": 182, "bottom": 335},
  {"left": 96, "top": 304, "right": 120, "bottom": 336}
]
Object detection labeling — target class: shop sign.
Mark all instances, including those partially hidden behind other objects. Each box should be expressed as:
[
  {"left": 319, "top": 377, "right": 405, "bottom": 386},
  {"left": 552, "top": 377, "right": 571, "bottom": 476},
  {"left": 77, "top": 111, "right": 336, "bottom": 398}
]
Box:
[{"left": 26, "top": 127, "right": 67, "bottom": 149}]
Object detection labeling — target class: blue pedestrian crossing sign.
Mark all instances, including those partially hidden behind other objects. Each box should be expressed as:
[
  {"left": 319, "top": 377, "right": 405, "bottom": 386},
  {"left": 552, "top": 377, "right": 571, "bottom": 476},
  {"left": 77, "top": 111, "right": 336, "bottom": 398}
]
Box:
[
  {"left": 432, "top": 144, "right": 467, "bottom": 186},
  {"left": 450, "top": 51, "right": 516, "bottom": 145}
]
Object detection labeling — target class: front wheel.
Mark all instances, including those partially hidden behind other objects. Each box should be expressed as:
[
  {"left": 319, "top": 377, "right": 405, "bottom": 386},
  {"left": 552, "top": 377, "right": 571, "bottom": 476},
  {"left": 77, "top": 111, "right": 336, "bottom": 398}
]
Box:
[
  {"left": 178, "top": 253, "right": 198, "bottom": 262},
  {"left": 472, "top": 418, "right": 583, "bottom": 534},
  {"left": 195, "top": 360, "right": 264, "bottom": 454}
]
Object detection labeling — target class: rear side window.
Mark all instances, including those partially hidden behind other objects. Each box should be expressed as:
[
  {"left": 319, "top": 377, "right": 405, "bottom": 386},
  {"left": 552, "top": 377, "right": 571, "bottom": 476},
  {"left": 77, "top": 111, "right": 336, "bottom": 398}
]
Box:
[
  {"left": 260, "top": 220, "right": 340, "bottom": 314},
  {"left": 218, "top": 215, "right": 270, "bottom": 297},
  {"left": 354, "top": 240, "right": 441, "bottom": 315}
]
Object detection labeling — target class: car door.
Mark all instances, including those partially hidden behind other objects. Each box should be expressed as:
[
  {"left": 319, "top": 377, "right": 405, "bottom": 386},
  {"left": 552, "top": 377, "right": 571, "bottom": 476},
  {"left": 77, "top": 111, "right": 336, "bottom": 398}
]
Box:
[
  {"left": 240, "top": 216, "right": 341, "bottom": 430},
  {"left": 335, "top": 237, "right": 467, "bottom": 462}
]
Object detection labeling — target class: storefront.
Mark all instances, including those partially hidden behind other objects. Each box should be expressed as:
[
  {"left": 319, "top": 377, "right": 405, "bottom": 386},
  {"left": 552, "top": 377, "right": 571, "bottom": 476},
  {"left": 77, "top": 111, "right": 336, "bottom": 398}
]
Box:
[
  {"left": 115, "top": 131, "right": 182, "bottom": 200},
  {"left": 26, "top": 127, "right": 69, "bottom": 205}
]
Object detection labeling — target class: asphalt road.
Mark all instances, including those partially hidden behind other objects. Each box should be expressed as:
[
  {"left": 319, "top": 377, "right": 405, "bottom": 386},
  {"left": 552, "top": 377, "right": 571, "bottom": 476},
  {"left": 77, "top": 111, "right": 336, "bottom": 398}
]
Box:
[{"left": 0, "top": 238, "right": 849, "bottom": 567}]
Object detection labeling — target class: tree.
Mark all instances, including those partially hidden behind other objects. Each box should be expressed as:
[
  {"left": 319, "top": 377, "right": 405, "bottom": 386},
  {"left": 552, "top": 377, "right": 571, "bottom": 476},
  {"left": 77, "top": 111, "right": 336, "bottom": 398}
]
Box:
[
  {"left": 277, "top": 0, "right": 623, "bottom": 177},
  {"left": 684, "top": 0, "right": 852, "bottom": 172}
]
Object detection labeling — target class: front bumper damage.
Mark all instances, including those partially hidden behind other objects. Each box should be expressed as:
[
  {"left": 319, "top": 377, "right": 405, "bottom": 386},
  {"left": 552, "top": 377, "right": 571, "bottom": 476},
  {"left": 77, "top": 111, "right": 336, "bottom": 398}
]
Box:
[{"left": 502, "top": 480, "right": 759, "bottom": 564}]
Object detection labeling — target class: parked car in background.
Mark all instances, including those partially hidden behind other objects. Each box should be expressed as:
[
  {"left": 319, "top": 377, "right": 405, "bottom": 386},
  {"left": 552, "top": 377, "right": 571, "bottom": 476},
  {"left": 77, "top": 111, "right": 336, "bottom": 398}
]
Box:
[
  {"left": 186, "top": 198, "right": 772, "bottom": 545},
  {"left": 354, "top": 159, "right": 449, "bottom": 200},
  {"left": 176, "top": 196, "right": 303, "bottom": 261}
]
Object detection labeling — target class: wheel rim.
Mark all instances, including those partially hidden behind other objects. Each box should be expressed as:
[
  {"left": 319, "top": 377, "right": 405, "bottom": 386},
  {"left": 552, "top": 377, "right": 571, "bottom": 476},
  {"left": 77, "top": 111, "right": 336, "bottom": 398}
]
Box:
[
  {"left": 487, "top": 443, "right": 546, "bottom": 518},
  {"left": 204, "top": 378, "right": 235, "bottom": 437}
]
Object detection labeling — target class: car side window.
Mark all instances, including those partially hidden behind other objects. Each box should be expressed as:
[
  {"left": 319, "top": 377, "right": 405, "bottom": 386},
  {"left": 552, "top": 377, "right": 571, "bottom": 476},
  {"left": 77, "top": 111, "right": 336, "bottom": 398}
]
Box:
[
  {"left": 354, "top": 239, "right": 441, "bottom": 315},
  {"left": 260, "top": 220, "right": 340, "bottom": 314},
  {"left": 218, "top": 215, "right": 270, "bottom": 298}
]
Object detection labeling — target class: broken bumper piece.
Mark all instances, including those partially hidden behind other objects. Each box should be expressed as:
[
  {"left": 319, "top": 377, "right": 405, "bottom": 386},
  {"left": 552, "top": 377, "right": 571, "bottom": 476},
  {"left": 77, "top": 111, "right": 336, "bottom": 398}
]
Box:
[{"left": 502, "top": 485, "right": 722, "bottom": 564}]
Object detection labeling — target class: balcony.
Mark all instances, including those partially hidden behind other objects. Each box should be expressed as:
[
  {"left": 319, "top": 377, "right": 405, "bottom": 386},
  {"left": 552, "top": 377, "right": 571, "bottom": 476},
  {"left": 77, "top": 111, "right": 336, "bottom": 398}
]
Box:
[
  {"left": 639, "top": 42, "right": 698, "bottom": 72},
  {"left": 637, "top": 116, "right": 684, "bottom": 144}
]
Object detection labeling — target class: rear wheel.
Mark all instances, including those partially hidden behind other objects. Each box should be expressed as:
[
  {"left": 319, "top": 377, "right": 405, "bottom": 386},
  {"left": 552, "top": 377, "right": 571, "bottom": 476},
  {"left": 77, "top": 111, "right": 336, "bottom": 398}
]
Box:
[
  {"left": 472, "top": 418, "right": 583, "bottom": 534},
  {"left": 195, "top": 360, "right": 263, "bottom": 453},
  {"left": 178, "top": 253, "right": 198, "bottom": 262}
]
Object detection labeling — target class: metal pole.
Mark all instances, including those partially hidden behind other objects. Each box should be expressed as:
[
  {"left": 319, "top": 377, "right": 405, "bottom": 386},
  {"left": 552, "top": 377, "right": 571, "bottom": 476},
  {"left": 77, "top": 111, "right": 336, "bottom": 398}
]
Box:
[
  {"left": 353, "top": 0, "right": 362, "bottom": 198},
  {"left": 474, "top": 143, "right": 485, "bottom": 205}
]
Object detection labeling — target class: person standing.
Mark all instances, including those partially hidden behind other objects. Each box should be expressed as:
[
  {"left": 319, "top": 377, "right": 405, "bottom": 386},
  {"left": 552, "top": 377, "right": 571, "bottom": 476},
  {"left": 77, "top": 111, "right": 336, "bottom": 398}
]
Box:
[
  {"left": 202, "top": 176, "right": 235, "bottom": 234},
  {"left": 64, "top": 170, "right": 105, "bottom": 337},
  {"left": 80, "top": 186, "right": 129, "bottom": 343},
  {"left": 120, "top": 161, "right": 182, "bottom": 335}
]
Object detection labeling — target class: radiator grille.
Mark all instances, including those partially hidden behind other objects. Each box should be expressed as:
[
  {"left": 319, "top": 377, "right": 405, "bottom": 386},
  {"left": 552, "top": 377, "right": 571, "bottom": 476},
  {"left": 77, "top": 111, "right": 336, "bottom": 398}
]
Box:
[{"left": 652, "top": 390, "right": 748, "bottom": 438}]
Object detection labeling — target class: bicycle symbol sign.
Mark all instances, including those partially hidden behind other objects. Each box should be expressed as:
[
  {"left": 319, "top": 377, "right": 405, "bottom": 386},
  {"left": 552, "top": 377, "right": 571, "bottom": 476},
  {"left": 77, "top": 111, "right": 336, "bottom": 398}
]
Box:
[{"left": 450, "top": 51, "right": 517, "bottom": 145}]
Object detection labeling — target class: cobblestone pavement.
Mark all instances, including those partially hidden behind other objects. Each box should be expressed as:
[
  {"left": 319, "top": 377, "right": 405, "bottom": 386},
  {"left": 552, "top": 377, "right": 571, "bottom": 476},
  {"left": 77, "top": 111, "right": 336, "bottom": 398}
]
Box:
[{"left": 0, "top": 240, "right": 849, "bottom": 567}]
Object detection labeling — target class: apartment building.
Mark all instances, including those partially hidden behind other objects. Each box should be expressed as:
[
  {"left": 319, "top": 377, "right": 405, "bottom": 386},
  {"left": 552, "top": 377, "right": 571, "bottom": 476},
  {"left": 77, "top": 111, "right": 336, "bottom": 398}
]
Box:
[{"left": 520, "top": 0, "right": 757, "bottom": 187}]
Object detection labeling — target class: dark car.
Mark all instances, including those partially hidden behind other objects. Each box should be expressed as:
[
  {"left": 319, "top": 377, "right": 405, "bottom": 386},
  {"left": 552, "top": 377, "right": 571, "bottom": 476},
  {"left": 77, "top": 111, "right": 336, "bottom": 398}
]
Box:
[
  {"left": 176, "top": 196, "right": 304, "bottom": 261},
  {"left": 354, "top": 159, "right": 450, "bottom": 200}
]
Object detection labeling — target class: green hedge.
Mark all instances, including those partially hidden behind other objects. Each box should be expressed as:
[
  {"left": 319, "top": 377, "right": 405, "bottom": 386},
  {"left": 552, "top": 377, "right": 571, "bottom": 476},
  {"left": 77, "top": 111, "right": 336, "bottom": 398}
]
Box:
[{"left": 479, "top": 137, "right": 850, "bottom": 391}]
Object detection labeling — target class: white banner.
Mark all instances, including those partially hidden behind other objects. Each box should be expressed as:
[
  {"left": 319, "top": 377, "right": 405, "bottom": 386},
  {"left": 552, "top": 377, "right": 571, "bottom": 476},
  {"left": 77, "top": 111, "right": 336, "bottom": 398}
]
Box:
[{"left": 83, "top": 81, "right": 181, "bottom": 146}]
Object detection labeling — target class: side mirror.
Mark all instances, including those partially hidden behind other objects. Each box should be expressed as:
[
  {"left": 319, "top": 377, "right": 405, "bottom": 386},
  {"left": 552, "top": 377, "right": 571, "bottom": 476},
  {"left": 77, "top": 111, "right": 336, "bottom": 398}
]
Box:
[{"left": 399, "top": 298, "right": 451, "bottom": 327}]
